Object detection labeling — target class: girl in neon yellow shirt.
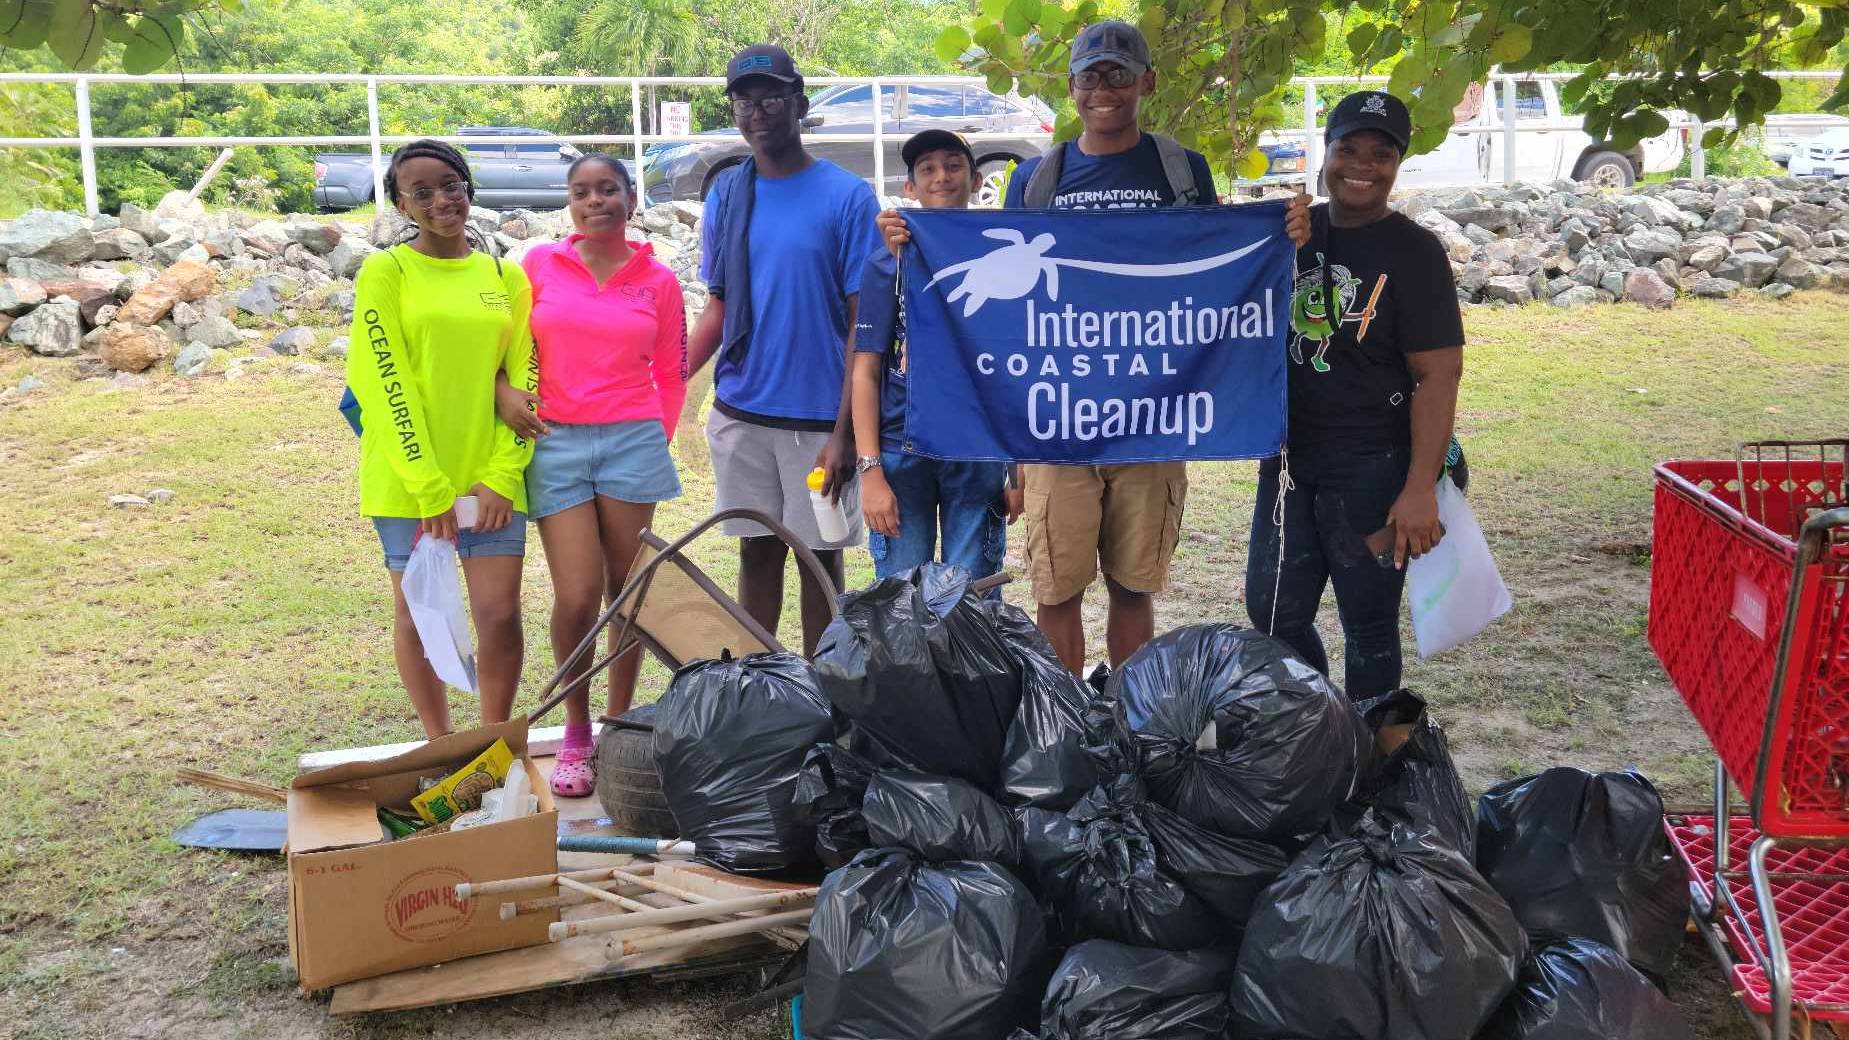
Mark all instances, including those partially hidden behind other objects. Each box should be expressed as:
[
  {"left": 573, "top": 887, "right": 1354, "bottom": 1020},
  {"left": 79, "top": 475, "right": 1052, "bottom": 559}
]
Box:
[{"left": 346, "top": 139, "right": 538, "bottom": 738}]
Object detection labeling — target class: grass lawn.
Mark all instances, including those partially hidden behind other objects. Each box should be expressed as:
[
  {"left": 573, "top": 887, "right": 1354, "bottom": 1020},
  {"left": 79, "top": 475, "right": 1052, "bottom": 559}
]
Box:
[{"left": 1, "top": 292, "right": 1846, "bottom": 1038}]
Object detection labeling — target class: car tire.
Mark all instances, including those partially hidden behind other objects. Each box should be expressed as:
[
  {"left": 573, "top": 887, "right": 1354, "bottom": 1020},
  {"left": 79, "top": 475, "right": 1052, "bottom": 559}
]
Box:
[
  {"left": 595, "top": 703, "right": 679, "bottom": 838},
  {"left": 700, "top": 160, "right": 743, "bottom": 202},
  {"left": 975, "top": 158, "right": 1015, "bottom": 208},
  {"left": 1577, "top": 150, "right": 1636, "bottom": 190}
]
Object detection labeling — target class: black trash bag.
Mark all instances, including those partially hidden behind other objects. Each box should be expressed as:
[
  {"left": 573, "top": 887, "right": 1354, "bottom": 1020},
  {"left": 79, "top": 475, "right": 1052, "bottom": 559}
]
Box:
[
  {"left": 1027, "top": 940, "right": 1236, "bottom": 1040},
  {"left": 1343, "top": 688, "right": 1475, "bottom": 856},
  {"left": 1110, "top": 623, "right": 1372, "bottom": 841},
  {"left": 793, "top": 743, "right": 877, "bottom": 869},
  {"left": 1138, "top": 797, "right": 1292, "bottom": 933},
  {"left": 651, "top": 651, "right": 832, "bottom": 874},
  {"left": 814, "top": 564, "right": 1021, "bottom": 790},
  {"left": 1018, "top": 779, "right": 1223, "bottom": 951},
  {"left": 1231, "top": 815, "right": 1528, "bottom": 1039},
  {"left": 862, "top": 770, "right": 1022, "bottom": 867},
  {"left": 805, "top": 848, "right": 1047, "bottom": 1040},
  {"left": 1481, "top": 939, "right": 1694, "bottom": 1040},
  {"left": 977, "top": 598, "right": 1104, "bottom": 812},
  {"left": 1475, "top": 767, "right": 1688, "bottom": 983}
]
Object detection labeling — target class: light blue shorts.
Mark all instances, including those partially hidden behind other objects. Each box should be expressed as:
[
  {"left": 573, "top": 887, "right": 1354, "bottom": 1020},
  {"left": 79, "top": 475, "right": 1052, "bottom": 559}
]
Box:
[
  {"left": 372, "top": 514, "right": 528, "bottom": 572},
  {"left": 525, "top": 419, "right": 683, "bottom": 520}
]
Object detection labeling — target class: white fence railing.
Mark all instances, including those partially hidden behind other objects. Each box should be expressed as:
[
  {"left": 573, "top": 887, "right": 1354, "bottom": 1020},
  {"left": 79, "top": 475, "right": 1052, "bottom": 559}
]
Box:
[{"left": 0, "top": 69, "right": 1843, "bottom": 216}]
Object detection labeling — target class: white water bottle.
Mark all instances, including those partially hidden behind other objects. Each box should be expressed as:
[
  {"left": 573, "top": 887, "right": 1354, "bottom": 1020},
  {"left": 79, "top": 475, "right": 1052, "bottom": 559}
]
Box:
[{"left": 807, "top": 467, "right": 849, "bottom": 543}]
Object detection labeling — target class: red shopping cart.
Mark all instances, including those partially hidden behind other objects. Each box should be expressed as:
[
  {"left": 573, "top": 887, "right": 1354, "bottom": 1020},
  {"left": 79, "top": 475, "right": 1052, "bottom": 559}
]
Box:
[{"left": 1651, "top": 440, "right": 1849, "bottom": 1040}]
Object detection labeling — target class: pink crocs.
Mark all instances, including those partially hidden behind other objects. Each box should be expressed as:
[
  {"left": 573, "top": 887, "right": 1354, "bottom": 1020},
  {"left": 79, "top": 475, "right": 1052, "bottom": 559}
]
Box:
[{"left": 550, "top": 744, "right": 596, "bottom": 798}]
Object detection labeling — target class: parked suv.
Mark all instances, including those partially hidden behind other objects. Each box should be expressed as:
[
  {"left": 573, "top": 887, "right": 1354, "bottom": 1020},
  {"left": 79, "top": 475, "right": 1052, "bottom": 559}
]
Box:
[
  {"left": 312, "top": 127, "right": 634, "bottom": 211},
  {"left": 642, "top": 83, "right": 1054, "bottom": 205}
]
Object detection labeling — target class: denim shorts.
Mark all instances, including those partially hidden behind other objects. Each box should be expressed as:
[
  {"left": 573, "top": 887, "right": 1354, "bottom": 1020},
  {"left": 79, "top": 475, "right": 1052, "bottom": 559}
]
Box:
[
  {"left": 372, "top": 514, "right": 528, "bottom": 572},
  {"left": 526, "top": 419, "right": 682, "bottom": 520}
]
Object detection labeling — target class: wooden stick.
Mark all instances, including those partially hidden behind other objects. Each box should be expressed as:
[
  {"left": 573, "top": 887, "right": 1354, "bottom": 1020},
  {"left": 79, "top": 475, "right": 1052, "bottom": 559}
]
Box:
[
  {"left": 175, "top": 768, "right": 287, "bottom": 803},
  {"left": 456, "top": 859, "right": 656, "bottom": 901},
  {"left": 608, "top": 867, "right": 809, "bottom": 946},
  {"left": 499, "top": 880, "right": 648, "bottom": 920},
  {"left": 550, "top": 886, "right": 819, "bottom": 941},
  {"left": 614, "top": 909, "right": 813, "bottom": 958}
]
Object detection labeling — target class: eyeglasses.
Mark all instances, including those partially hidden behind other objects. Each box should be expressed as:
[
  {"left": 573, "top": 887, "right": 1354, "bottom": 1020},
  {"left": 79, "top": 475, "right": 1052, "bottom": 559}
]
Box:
[
  {"left": 730, "top": 94, "right": 796, "bottom": 118},
  {"left": 408, "top": 180, "right": 467, "bottom": 207},
  {"left": 1072, "top": 67, "right": 1140, "bottom": 90}
]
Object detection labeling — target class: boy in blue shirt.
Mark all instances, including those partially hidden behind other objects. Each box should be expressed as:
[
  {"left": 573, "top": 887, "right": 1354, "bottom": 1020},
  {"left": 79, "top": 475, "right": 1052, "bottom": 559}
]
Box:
[
  {"left": 851, "top": 130, "right": 1019, "bottom": 582},
  {"left": 687, "top": 44, "right": 884, "bottom": 654}
]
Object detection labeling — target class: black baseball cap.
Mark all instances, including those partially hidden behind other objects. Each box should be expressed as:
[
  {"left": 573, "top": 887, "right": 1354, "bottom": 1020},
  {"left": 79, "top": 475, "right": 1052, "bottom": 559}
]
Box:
[
  {"left": 1070, "top": 20, "right": 1150, "bottom": 74},
  {"left": 902, "top": 129, "right": 975, "bottom": 173},
  {"left": 1325, "top": 90, "right": 1412, "bottom": 153},
  {"left": 726, "top": 44, "right": 803, "bottom": 94}
]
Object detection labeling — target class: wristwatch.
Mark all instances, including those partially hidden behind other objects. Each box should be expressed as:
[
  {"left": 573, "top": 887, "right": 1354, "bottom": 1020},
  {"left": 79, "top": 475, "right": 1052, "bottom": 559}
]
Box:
[{"left": 856, "top": 455, "right": 883, "bottom": 474}]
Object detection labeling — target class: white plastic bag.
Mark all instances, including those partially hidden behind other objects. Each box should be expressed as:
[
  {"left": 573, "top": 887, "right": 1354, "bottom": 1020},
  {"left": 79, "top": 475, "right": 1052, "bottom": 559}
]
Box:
[
  {"left": 1407, "top": 475, "right": 1513, "bottom": 659},
  {"left": 402, "top": 534, "right": 478, "bottom": 693}
]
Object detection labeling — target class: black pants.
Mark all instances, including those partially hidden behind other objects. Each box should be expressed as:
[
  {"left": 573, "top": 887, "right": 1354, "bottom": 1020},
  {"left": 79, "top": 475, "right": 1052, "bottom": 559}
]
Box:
[{"left": 1245, "top": 446, "right": 1411, "bottom": 701}]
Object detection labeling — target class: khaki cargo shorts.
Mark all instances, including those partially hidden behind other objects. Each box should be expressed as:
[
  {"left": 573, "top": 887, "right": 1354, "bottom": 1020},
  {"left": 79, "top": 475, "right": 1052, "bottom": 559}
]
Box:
[{"left": 1021, "top": 461, "right": 1188, "bottom": 606}]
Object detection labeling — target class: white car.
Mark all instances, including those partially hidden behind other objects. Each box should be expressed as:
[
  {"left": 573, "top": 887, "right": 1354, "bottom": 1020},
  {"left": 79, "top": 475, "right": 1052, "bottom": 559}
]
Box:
[
  {"left": 1790, "top": 127, "right": 1849, "bottom": 178},
  {"left": 1396, "top": 79, "right": 1685, "bottom": 189}
]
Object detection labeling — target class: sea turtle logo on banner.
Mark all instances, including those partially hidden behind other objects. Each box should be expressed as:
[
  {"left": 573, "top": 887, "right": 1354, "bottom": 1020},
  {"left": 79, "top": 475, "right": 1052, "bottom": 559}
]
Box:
[{"left": 925, "top": 228, "right": 1274, "bottom": 316}]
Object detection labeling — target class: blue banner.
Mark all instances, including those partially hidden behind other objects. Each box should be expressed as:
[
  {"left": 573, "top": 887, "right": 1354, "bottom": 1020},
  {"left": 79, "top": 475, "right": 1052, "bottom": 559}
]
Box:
[{"left": 899, "top": 201, "right": 1294, "bottom": 465}]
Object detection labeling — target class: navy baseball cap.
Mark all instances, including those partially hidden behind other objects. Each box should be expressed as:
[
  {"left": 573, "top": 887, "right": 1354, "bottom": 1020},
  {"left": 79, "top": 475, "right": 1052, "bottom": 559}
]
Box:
[
  {"left": 726, "top": 44, "right": 803, "bottom": 93},
  {"left": 902, "top": 129, "right": 975, "bottom": 172},
  {"left": 1070, "top": 20, "right": 1151, "bottom": 74},
  {"left": 1325, "top": 90, "right": 1412, "bottom": 153}
]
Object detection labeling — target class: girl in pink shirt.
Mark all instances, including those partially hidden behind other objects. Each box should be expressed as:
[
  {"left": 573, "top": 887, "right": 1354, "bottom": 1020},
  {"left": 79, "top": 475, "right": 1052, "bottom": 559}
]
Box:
[{"left": 498, "top": 152, "right": 687, "bottom": 796}]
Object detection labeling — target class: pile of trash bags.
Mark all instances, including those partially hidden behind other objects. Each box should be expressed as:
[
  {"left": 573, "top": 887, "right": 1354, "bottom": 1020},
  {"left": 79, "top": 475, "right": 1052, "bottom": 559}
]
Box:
[{"left": 696, "top": 565, "right": 1697, "bottom": 1040}]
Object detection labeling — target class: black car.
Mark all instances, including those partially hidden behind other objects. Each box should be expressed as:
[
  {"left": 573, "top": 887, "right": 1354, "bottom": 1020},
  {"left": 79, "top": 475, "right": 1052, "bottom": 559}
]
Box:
[{"left": 642, "top": 83, "right": 1054, "bottom": 205}]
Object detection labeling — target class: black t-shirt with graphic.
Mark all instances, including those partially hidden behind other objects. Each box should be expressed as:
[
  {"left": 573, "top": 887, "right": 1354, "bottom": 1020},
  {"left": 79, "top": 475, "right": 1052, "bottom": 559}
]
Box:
[{"left": 1287, "top": 206, "right": 1463, "bottom": 450}]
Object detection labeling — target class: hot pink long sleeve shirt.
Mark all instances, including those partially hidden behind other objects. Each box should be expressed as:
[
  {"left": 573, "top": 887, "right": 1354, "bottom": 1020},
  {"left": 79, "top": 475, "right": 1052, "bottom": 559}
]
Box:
[{"left": 521, "top": 237, "right": 688, "bottom": 435}]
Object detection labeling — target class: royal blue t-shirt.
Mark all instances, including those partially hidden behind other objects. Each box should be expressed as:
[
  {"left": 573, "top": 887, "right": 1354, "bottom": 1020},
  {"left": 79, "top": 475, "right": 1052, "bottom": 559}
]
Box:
[
  {"left": 1002, "top": 134, "right": 1218, "bottom": 210},
  {"left": 699, "top": 159, "right": 883, "bottom": 428},
  {"left": 850, "top": 251, "right": 907, "bottom": 454}
]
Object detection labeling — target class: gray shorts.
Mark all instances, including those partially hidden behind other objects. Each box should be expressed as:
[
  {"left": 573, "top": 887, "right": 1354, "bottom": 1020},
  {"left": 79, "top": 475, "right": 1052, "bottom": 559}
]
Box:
[{"left": 706, "top": 408, "right": 864, "bottom": 549}]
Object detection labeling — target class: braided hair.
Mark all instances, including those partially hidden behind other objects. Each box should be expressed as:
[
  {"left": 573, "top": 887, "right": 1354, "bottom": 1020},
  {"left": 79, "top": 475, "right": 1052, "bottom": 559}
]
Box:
[
  {"left": 385, "top": 138, "right": 496, "bottom": 256},
  {"left": 567, "top": 150, "right": 633, "bottom": 191}
]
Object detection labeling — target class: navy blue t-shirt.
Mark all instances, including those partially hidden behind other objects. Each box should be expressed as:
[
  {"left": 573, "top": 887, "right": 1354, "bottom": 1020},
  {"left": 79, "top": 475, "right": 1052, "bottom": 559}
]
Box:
[
  {"left": 698, "top": 159, "right": 883, "bottom": 428},
  {"left": 851, "top": 251, "right": 907, "bottom": 454},
  {"left": 1002, "top": 134, "right": 1219, "bottom": 210}
]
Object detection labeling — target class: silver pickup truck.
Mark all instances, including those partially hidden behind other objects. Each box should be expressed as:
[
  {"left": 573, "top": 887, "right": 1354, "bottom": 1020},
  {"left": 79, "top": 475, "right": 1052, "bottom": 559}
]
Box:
[{"left": 312, "top": 126, "right": 632, "bottom": 211}]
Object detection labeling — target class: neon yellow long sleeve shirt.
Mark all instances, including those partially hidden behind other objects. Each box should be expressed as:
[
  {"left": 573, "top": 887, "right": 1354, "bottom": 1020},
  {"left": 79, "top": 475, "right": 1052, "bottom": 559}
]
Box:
[{"left": 346, "top": 245, "right": 538, "bottom": 519}]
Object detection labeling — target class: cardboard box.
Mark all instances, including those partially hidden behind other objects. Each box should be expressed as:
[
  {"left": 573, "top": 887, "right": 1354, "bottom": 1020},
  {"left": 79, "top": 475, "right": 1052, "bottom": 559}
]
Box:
[{"left": 286, "top": 720, "right": 560, "bottom": 991}]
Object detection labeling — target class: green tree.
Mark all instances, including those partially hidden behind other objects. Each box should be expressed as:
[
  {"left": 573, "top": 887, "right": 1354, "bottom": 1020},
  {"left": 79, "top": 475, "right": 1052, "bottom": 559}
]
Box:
[{"left": 3, "top": 0, "right": 228, "bottom": 73}]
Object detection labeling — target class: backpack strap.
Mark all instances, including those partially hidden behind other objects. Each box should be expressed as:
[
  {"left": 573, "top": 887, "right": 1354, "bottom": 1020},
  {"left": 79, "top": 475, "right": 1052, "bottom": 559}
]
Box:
[
  {"left": 1150, "top": 133, "right": 1200, "bottom": 207},
  {"left": 1021, "top": 141, "right": 1068, "bottom": 208}
]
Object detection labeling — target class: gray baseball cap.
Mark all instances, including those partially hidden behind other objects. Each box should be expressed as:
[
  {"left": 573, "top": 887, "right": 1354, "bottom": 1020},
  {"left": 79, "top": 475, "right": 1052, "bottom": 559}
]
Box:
[{"left": 1070, "top": 20, "right": 1150, "bottom": 74}]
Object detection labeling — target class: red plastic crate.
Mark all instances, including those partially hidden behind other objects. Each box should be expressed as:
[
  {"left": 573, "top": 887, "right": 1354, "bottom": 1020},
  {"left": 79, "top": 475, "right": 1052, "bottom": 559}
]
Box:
[
  {"left": 1650, "top": 457, "right": 1849, "bottom": 837},
  {"left": 1666, "top": 816, "right": 1849, "bottom": 1017}
]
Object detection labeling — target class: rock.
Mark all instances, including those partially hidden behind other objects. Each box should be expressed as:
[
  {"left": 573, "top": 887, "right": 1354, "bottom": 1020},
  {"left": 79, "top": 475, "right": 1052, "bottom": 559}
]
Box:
[
  {"left": 173, "top": 341, "right": 213, "bottom": 377},
  {"left": 17, "top": 373, "right": 44, "bottom": 393},
  {"left": 1774, "top": 224, "right": 1815, "bottom": 252},
  {"left": 500, "top": 219, "right": 530, "bottom": 240},
  {"left": 1463, "top": 224, "right": 1498, "bottom": 247},
  {"left": 1624, "top": 268, "right": 1676, "bottom": 310},
  {"left": 1743, "top": 196, "right": 1775, "bottom": 221},
  {"left": 110, "top": 371, "right": 148, "bottom": 388},
  {"left": 0, "top": 277, "right": 47, "bottom": 315},
  {"left": 73, "top": 355, "right": 109, "bottom": 379},
  {"left": 116, "top": 260, "right": 216, "bottom": 325},
  {"left": 151, "top": 234, "right": 198, "bottom": 266},
  {"left": 1484, "top": 275, "right": 1534, "bottom": 305},
  {"left": 283, "top": 244, "right": 334, "bottom": 275},
  {"left": 147, "top": 488, "right": 177, "bottom": 503},
  {"left": 117, "top": 202, "right": 162, "bottom": 241},
  {"left": 188, "top": 315, "right": 242, "bottom": 349},
  {"left": 1715, "top": 251, "right": 1778, "bottom": 289},
  {"left": 324, "top": 335, "right": 350, "bottom": 358},
  {"left": 95, "top": 323, "right": 173, "bottom": 372},
  {"left": 1775, "top": 256, "right": 1827, "bottom": 290},
  {"left": 1687, "top": 275, "right": 1743, "bottom": 299},
  {"left": 90, "top": 228, "right": 151, "bottom": 262},
  {"left": 1440, "top": 233, "right": 1474, "bottom": 263},
  {"left": 109, "top": 494, "right": 151, "bottom": 508},
  {"left": 1707, "top": 205, "right": 1746, "bottom": 235},
  {"left": 1623, "top": 194, "right": 1689, "bottom": 229},
  {"left": 175, "top": 243, "right": 213, "bottom": 266},
  {"left": 666, "top": 201, "right": 703, "bottom": 227},
  {"left": 154, "top": 190, "right": 207, "bottom": 221},
  {"left": 5, "top": 298, "right": 82, "bottom": 356},
  {"left": 284, "top": 220, "right": 341, "bottom": 255},
  {"left": 1686, "top": 243, "right": 1730, "bottom": 272},
  {"left": 204, "top": 228, "right": 244, "bottom": 259},
  {"left": 1560, "top": 219, "right": 1592, "bottom": 254},
  {"left": 1763, "top": 282, "right": 1797, "bottom": 300},
  {"left": 468, "top": 208, "right": 502, "bottom": 235},
  {"left": 92, "top": 303, "right": 119, "bottom": 326},
  {"left": 1551, "top": 285, "right": 1601, "bottom": 308},
  {"left": 1622, "top": 227, "right": 1683, "bottom": 264},
  {"left": 0, "top": 209, "right": 95, "bottom": 264},
  {"left": 234, "top": 276, "right": 286, "bottom": 317},
  {"left": 327, "top": 287, "right": 356, "bottom": 318},
  {"left": 637, "top": 207, "right": 677, "bottom": 235},
  {"left": 8, "top": 257, "right": 74, "bottom": 282},
  {"left": 370, "top": 213, "right": 410, "bottom": 248},
  {"left": 170, "top": 300, "right": 201, "bottom": 328},
  {"left": 268, "top": 327, "right": 316, "bottom": 355},
  {"left": 1783, "top": 203, "right": 1835, "bottom": 232},
  {"left": 327, "top": 236, "right": 375, "bottom": 280},
  {"left": 41, "top": 280, "right": 115, "bottom": 326}
]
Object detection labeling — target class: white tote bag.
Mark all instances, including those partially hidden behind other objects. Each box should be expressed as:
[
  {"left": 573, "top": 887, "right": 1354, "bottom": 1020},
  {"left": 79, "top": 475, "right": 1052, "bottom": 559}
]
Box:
[
  {"left": 402, "top": 534, "right": 478, "bottom": 693},
  {"left": 1407, "top": 475, "right": 1513, "bottom": 659}
]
